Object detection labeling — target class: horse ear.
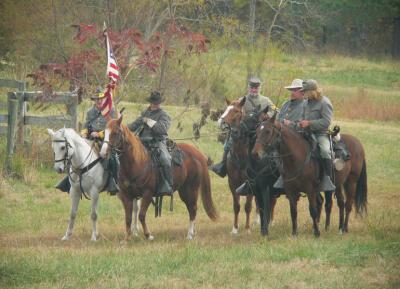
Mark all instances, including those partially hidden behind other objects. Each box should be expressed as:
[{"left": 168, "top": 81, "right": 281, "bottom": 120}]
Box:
[
  {"left": 239, "top": 96, "right": 246, "bottom": 106},
  {"left": 117, "top": 114, "right": 123, "bottom": 126},
  {"left": 47, "top": 128, "right": 55, "bottom": 136},
  {"left": 224, "top": 96, "right": 231, "bottom": 106},
  {"left": 119, "top": 107, "right": 126, "bottom": 115}
]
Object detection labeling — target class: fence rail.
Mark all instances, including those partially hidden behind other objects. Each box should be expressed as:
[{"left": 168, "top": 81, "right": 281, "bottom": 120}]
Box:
[{"left": 1, "top": 79, "right": 79, "bottom": 171}]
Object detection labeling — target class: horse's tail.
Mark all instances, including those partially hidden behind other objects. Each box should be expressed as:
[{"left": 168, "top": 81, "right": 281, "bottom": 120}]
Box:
[
  {"left": 200, "top": 160, "right": 219, "bottom": 221},
  {"left": 355, "top": 158, "right": 368, "bottom": 216}
]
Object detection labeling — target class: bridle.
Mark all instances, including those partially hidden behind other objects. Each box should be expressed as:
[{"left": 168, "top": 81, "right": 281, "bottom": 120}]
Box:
[
  {"left": 255, "top": 121, "right": 283, "bottom": 154},
  {"left": 52, "top": 136, "right": 99, "bottom": 200},
  {"left": 52, "top": 138, "right": 73, "bottom": 166}
]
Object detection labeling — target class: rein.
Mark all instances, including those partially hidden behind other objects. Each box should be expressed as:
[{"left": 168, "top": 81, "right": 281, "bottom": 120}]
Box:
[
  {"left": 257, "top": 122, "right": 313, "bottom": 183},
  {"left": 53, "top": 138, "right": 100, "bottom": 200}
]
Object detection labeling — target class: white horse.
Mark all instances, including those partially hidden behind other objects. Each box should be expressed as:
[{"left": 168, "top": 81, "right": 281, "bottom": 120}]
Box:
[{"left": 47, "top": 128, "right": 140, "bottom": 241}]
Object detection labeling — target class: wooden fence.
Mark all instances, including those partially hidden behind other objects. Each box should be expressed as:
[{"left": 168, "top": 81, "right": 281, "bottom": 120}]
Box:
[{"left": 0, "top": 78, "right": 78, "bottom": 170}]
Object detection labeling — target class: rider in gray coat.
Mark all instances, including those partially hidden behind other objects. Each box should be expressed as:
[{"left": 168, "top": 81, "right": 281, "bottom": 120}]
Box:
[
  {"left": 299, "top": 79, "right": 335, "bottom": 192},
  {"left": 128, "top": 91, "right": 173, "bottom": 196},
  {"left": 55, "top": 88, "right": 119, "bottom": 194},
  {"left": 274, "top": 78, "right": 306, "bottom": 190},
  {"left": 211, "top": 77, "right": 274, "bottom": 178}
]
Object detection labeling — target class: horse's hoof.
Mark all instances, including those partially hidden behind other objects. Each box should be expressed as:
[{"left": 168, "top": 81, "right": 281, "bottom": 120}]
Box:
[
  {"left": 90, "top": 235, "right": 98, "bottom": 242},
  {"left": 61, "top": 235, "right": 70, "bottom": 241},
  {"left": 246, "top": 228, "right": 251, "bottom": 235},
  {"left": 314, "top": 231, "right": 320, "bottom": 238},
  {"left": 147, "top": 235, "right": 154, "bottom": 241},
  {"left": 339, "top": 229, "right": 344, "bottom": 235},
  {"left": 132, "top": 228, "right": 140, "bottom": 237},
  {"left": 231, "top": 227, "right": 239, "bottom": 235},
  {"left": 187, "top": 234, "right": 194, "bottom": 240}
]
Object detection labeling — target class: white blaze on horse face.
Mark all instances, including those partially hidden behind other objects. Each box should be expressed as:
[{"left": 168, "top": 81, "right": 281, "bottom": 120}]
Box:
[
  {"left": 218, "top": 105, "right": 234, "bottom": 128},
  {"left": 100, "top": 128, "right": 110, "bottom": 158}
]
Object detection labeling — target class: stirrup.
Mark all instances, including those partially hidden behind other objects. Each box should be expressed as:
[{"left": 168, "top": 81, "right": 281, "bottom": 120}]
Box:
[
  {"left": 320, "top": 176, "right": 336, "bottom": 192},
  {"left": 210, "top": 162, "right": 227, "bottom": 178},
  {"left": 273, "top": 176, "right": 284, "bottom": 190},
  {"left": 235, "top": 181, "right": 252, "bottom": 196}
]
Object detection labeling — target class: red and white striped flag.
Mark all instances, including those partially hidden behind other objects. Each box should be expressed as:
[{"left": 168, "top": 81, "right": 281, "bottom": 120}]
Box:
[
  {"left": 105, "top": 29, "right": 120, "bottom": 82},
  {"left": 101, "top": 23, "right": 119, "bottom": 117}
]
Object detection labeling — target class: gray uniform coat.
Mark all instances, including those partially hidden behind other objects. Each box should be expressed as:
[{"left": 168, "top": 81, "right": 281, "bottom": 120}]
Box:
[
  {"left": 242, "top": 94, "right": 274, "bottom": 116},
  {"left": 83, "top": 106, "right": 116, "bottom": 132},
  {"left": 278, "top": 99, "right": 305, "bottom": 126},
  {"left": 304, "top": 96, "right": 333, "bottom": 135},
  {"left": 128, "top": 107, "right": 172, "bottom": 166}
]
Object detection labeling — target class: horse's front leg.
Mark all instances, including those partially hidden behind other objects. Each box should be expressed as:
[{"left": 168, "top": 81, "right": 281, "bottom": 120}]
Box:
[
  {"left": 231, "top": 193, "right": 240, "bottom": 235},
  {"left": 324, "top": 191, "right": 333, "bottom": 230},
  {"left": 118, "top": 192, "right": 133, "bottom": 241},
  {"left": 89, "top": 189, "right": 100, "bottom": 241},
  {"left": 131, "top": 198, "right": 140, "bottom": 236},
  {"left": 307, "top": 191, "right": 321, "bottom": 237},
  {"left": 62, "top": 186, "right": 81, "bottom": 241},
  {"left": 139, "top": 195, "right": 153, "bottom": 240},
  {"left": 288, "top": 192, "right": 299, "bottom": 236},
  {"left": 244, "top": 195, "right": 253, "bottom": 233}
]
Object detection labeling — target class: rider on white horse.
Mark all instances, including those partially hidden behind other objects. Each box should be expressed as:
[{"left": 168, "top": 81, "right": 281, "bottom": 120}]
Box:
[{"left": 55, "top": 87, "right": 119, "bottom": 194}]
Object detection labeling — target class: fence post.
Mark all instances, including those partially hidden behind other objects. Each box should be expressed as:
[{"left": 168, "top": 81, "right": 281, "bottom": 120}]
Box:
[
  {"left": 16, "top": 92, "right": 25, "bottom": 144},
  {"left": 66, "top": 93, "right": 78, "bottom": 130},
  {"left": 6, "top": 94, "right": 19, "bottom": 171}
]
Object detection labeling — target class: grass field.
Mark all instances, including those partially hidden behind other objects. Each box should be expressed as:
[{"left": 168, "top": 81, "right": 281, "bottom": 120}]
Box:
[{"left": 1, "top": 98, "right": 400, "bottom": 288}]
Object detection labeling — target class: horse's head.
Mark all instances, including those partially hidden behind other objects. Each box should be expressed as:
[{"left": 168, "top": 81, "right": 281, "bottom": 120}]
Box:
[
  {"left": 252, "top": 112, "right": 281, "bottom": 158},
  {"left": 100, "top": 115, "right": 124, "bottom": 158},
  {"left": 218, "top": 97, "right": 246, "bottom": 128},
  {"left": 47, "top": 128, "right": 75, "bottom": 173}
]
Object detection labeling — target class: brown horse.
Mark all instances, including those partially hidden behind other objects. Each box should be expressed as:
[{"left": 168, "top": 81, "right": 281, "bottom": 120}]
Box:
[
  {"left": 252, "top": 115, "right": 368, "bottom": 236},
  {"left": 100, "top": 116, "right": 218, "bottom": 240},
  {"left": 218, "top": 97, "right": 280, "bottom": 235}
]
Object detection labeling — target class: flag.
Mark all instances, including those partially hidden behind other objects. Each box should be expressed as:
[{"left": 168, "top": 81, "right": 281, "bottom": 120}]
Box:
[
  {"left": 101, "top": 23, "right": 119, "bottom": 117},
  {"left": 105, "top": 29, "right": 120, "bottom": 82}
]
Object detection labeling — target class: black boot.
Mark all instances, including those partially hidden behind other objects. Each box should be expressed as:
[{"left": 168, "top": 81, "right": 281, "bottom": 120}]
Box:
[
  {"left": 210, "top": 150, "right": 228, "bottom": 178},
  {"left": 55, "top": 176, "right": 71, "bottom": 193},
  {"left": 320, "top": 158, "right": 336, "bottom": 192},
  {"left": 158, "top": 165, "right": 173, "bottom": 196},
  {"left": 107, "top": 176, "right": 120, "bottom": 195}
]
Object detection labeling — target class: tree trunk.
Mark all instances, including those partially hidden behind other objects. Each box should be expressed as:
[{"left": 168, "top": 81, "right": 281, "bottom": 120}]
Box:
[{"left": 393, "top": 17, "right": 400, "bottom": 58}]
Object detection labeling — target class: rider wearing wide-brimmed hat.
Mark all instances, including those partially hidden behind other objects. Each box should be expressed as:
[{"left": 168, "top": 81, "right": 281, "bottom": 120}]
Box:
[
  {"left": 299, "top": 79, "right": 335, "bottom": 192},
  {"left": 55, "top": 87, "right": 119, "bottom": 194},
  {"left": 80, "top": 87, "right": 117, "bottom": 139},
  {"left": 128, "top": 91, "right": 173, "bottom": 196}
]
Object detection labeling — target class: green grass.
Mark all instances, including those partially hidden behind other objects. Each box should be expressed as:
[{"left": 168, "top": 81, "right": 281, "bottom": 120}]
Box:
[{"left": 1, "top": 103, "right": 400, "bottom": 288}]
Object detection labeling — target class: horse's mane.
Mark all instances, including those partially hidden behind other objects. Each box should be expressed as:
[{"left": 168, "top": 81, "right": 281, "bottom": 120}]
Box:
[{"left": 119, "top": 123, "right": 148, "bottom": 163}]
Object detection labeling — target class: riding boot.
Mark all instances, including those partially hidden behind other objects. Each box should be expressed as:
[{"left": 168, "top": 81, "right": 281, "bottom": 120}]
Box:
[
  {"left": 320, "top": 158, "right": 336, "bottom": 192},
  {"left": 235, "top": 180, "right": 252, "bottom": 196},
  {"left": 158, "top": 165, "right": 173, "bottom": 196},
  {"left": 107, "top": 176, "right": 120, "bottom": 195},
  {"left": 273, "top": 175, "right": 284, "bottom": 190},
  {"left": 210, "top": 150, "right": 228, "bottom": 178},
  {"left": 55, "top": 176, "right": 71, "bottom": 193}
]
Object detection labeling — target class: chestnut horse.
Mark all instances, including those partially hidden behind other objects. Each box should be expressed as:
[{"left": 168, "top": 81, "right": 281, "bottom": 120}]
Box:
[
  {"left": 252, "top": 115, "right": 368, "bottom": 236},
  {"left": 100, "top": 116, "right": 218, "bottom": 240},
  {"left": 218, "top": 97, "right": 280, "bottom": 235}
]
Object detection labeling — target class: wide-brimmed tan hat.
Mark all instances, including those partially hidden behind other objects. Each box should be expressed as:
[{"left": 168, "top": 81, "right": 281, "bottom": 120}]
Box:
[{"left": 284, "top": 79, "right": 303, "bottom": 90}]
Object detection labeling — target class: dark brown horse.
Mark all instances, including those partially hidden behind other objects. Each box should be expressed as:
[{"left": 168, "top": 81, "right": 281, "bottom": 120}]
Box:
[
  {"left": 100, "top": 116, "right": 218, "bottom": 240},
  {"left": 252, "top": 115, "right": 368, "bottom": 236},
  {"left": 218, "top": 97, "right": 280, "bottom": 235}
]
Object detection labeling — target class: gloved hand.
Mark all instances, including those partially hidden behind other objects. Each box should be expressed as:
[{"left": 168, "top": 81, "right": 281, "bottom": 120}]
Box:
[{"left": 143, "top": 117, "right": 156, "bottom": 128}]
